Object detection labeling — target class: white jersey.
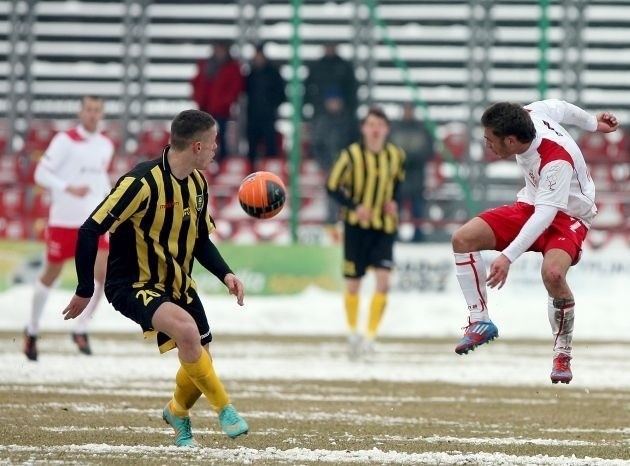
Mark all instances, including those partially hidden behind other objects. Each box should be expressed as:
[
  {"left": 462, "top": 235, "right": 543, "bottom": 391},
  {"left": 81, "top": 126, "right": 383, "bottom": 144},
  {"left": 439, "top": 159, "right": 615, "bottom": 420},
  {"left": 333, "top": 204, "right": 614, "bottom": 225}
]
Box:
[
  {"left": 34, "top": 125, "right": 114, "bottom": 228},
  {"left": 516, "top": 100, "right": 598, "bottom": 227}
]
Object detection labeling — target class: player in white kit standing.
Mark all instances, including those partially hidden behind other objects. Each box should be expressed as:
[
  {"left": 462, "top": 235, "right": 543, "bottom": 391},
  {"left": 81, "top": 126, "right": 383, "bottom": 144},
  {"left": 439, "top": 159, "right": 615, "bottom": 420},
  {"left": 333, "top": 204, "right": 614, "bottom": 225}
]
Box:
[
  {"left": 23, "top": 95, "right": 114, "bottom": 361},
  {"left": 450, "top": 99, "right": 619, "bottom": 383}
]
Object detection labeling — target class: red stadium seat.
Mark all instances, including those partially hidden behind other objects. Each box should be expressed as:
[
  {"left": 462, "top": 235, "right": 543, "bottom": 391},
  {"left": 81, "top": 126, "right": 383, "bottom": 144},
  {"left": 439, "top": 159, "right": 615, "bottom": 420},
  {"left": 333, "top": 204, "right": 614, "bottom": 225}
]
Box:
[
  {"left": 135, "top": 122, "right": 170, "bottom": 157},
  {"left": 259, "top": 157, "right": 288, "bottom": 180},
  {"left": 0, "top": 120, "right": 9, "bottom": 155},
  {"left": 214, "top": 157, "right": 250, "bottom": 188},
  {"left": 23, "top": 120, "right": 57, "bottom": 157},
  {"left": 439, "top": 123, "right": 469, "bottom": 162},
  {"left": 108, "top": 155, "right": 136, "bottom": 184},
  {"left": 579, "top": 129, "right": 629, "bottom": 163},
  {"left": 0, "top": 218, "right": 29, "bottom": 240},
  {"left": 102, "top": 122, "right": 125, "bottom": 155},
  {"left": 29, "top": 188, "right": 51, "bottom": 219},
  {"left": 0, "top": 187, "right": 26, "bottom": 218},
  {"left": 0, "top": 154, "right": 20, "bottom": 186}
]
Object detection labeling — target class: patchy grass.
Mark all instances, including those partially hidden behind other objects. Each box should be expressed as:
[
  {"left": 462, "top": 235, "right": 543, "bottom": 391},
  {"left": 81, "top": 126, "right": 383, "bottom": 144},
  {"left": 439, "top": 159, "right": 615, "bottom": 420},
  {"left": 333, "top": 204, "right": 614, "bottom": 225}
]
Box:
[{"left": 0, "top": 333, "right": 628, "bottom": 465}]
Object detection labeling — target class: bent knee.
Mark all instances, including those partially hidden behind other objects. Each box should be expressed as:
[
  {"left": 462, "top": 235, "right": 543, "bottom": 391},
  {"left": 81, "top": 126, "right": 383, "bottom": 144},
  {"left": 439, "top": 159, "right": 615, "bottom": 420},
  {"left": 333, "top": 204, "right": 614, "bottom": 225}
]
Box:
[
  {"left": 541, "top": 266, "right": 566, "bottom": 287},
  {"left": 451, "top": 227, "right": 479, "bottom": 253},
  {"left": 452, "top": 218, "right": 496, "bottom": 253}
]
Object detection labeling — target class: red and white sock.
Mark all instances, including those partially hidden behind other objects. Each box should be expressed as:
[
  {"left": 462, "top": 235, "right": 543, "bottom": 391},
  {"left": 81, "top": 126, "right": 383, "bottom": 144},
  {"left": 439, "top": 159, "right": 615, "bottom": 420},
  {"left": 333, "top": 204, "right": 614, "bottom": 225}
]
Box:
[
  {"left": 454, "top": 252, "right": 489, "bottom": 322},
  {"left": 548, "top": 296, "right": 574, "bottom": 356}
]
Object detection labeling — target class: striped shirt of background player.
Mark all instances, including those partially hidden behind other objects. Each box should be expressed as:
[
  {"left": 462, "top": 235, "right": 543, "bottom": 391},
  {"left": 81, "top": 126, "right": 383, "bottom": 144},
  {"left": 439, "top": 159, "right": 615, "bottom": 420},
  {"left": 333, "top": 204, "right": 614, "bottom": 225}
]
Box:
[{"left": 327, "top": 142, "right": 405, "bottom": 234}]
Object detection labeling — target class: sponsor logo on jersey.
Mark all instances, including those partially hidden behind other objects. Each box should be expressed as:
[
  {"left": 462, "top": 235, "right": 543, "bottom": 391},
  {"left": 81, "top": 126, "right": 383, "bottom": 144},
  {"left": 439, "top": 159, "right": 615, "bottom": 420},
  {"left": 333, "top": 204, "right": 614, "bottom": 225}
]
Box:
[{"left": 160, "top": 201, "right": 180, "bottom": 209}]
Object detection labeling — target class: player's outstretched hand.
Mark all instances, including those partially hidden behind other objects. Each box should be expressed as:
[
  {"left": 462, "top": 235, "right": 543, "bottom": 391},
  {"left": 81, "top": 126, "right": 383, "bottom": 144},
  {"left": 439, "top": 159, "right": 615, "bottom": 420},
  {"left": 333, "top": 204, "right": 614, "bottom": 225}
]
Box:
[
  {"left": 224, "top": 273, "right": 245, "bottom": 306},
  {"left": 487, "top": 254, "right": 511, "bottom": 290},
  {"left": 62, "top": 295, "right": 91, "bottom": 320},
  {"left": 596, "top": 112, "right": 619, "bottom": 133}
]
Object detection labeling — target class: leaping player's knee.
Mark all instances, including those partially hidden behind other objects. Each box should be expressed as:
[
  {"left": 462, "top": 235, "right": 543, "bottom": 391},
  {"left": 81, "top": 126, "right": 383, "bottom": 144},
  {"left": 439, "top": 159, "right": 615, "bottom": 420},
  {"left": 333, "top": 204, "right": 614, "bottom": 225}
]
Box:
[{"left": 452, "top": 218, "right": 493, "bottom": 253}]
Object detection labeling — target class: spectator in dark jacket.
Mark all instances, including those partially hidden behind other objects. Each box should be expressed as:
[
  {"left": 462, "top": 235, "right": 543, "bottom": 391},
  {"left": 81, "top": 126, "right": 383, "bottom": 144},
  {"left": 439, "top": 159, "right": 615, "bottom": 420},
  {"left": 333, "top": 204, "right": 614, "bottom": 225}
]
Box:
[
  {"left": 190, "top": 40, "right": 244, "bottom": 164},
  {"left": 390, "top": 102, "right": 435, "bottom": 242},
  {"left": 304, "top": 42, "right": 358, "bottom": 122},
  {"left": 304, "top": 42, "right": 360, "bottom": 225},
  {"left": 245, "top": 43, "right": 286, "bottom": 169}
]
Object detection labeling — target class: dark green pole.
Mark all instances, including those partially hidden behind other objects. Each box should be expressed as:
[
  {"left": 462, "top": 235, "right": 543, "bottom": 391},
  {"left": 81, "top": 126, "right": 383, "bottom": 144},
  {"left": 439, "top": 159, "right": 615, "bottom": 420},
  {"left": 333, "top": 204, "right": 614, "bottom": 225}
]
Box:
[
  {"left": 538, "top": 0, "right": 550, "bottom": 99},
  {"left": 289, "top": 0, "right": 303, "bottom": 243}
]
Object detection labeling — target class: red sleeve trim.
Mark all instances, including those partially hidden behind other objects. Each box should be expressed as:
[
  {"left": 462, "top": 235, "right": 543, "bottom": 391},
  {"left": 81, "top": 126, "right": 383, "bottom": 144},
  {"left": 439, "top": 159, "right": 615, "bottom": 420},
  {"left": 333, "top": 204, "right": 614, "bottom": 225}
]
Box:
[{"left": 538, "top": 138, "right": 574, "bottom": 174}]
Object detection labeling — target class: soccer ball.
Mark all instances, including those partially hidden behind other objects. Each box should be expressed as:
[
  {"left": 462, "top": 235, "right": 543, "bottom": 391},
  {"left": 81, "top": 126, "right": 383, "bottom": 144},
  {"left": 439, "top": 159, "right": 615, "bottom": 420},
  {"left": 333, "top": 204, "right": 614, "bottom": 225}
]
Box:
[{"left": 238, "top": 171, "right": 286, "bottom": 219}]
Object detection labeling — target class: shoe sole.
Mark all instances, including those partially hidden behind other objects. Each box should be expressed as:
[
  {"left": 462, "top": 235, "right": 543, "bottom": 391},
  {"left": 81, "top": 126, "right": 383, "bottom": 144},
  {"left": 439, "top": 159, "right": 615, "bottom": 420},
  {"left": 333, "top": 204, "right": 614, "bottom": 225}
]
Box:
[
  {"left": 226, "top": 429, "right": 248, "bottom": 439},
  {"left": 551, "top": 376, "right": 572, "bottom": 384},
  {"left": 455, "top": 333, "right": 498, "bottom": 355}
]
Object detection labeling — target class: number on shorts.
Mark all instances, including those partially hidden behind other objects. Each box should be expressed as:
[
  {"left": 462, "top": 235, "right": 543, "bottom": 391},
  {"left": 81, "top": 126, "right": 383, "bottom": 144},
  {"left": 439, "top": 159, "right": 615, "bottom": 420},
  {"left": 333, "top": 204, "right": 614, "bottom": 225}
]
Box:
[
  {"left": 569, "top": 220, "right": 581, "bottom": 232},
  {"left": 136, "top": 289, "right": 161, "bottom": 306}
]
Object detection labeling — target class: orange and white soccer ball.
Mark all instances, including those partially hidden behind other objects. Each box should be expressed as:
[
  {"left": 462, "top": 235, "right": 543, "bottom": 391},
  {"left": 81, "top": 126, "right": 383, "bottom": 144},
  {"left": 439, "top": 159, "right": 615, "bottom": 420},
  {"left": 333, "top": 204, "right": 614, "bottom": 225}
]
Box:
[{"left": 237, "top": 171, "right": 286, "bottom": 219}]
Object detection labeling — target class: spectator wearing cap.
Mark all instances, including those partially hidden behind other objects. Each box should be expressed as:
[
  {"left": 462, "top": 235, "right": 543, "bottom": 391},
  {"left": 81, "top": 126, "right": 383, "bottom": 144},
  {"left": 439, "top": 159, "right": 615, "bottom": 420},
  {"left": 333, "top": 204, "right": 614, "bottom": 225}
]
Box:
[
  {"left": 190, "top": 40, "right": 244, "bottom": 164},
  {"left": 304, "top": 42, "right": 360, "bottom": 225},
  {"left": 244, "top": 43, "right": 286, "bottom": 170}
]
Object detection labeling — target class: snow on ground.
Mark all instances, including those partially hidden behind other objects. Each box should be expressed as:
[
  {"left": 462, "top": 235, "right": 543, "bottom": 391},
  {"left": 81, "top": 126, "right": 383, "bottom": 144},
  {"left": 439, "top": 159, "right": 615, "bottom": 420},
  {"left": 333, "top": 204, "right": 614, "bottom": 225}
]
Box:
[
  {"left": 1, "top": 284, "right": 629, "bottom": 465},
  {"left": 1, "top": 284, "right": 629, "bottom": 390}
]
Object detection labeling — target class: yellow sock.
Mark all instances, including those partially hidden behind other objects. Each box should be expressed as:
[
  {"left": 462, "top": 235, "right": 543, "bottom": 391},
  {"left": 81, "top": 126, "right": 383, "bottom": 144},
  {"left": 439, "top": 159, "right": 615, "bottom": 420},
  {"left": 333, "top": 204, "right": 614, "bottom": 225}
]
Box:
[
  {"left": 344, "top": 292, "right": 359, "bottom": 332},
  {"left": 179, "top": 349, "right": 229, "bottom": 413},
  {"left": 170, "top": 366, "right": 202, "bottom": 417},
  {"left": 366, "top": 292, "right": 387, "bottom": 338}
]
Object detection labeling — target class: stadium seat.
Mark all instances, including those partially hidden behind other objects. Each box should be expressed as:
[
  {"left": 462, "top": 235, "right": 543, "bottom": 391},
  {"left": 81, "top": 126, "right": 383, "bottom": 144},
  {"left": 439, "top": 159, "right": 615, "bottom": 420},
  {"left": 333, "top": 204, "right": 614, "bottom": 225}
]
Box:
[
  {"left": 108, "top": 155, "right": 136, "bottom": 184},
  {"left": 23, "top": 120, "right": 57, "bottom": 157},
  {"left": 0, "top": 218, "right": 29, "bottom": 240},
  {"left": 0, "top": 120, "right": 8, "bottom": 155},
  {"left": 579, "top": 129, "right": 630, "bottom": 163},
  {"left": 102, "top": 122, "right": 125, "bottom": 155},
  {"left": 439, "top": 122, "right": 469, "bottom": 162},
  {"left": 28, "top": 188, "right": 51, "bottom": 219},
  {"left": 0, "top": 187, "right": 26, "bottom": 218},
  {"left": 0, "top": 154, "right": 20, "bottom": 186},
  {"left": 135, "top": 122, "right": 170, "bottom": 158},
  {"left": 213, "top": 157, "right": 250, "bottom": 188},
  {"left": 259, "top": 157, "right": 288, "bottom": 180}
]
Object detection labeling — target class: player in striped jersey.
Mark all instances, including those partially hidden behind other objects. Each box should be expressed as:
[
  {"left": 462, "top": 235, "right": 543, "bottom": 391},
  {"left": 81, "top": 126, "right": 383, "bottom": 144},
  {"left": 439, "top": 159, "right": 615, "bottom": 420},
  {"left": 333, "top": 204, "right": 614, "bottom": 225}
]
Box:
[
  {"left": 61, "top": 110, "right": 248, "bottom": 445},
  {"left": 452, "top": 99, "right": 619, "bottom": 384},
  {"left": 327, "top": 106, "right": 406, "bottom": 359}
]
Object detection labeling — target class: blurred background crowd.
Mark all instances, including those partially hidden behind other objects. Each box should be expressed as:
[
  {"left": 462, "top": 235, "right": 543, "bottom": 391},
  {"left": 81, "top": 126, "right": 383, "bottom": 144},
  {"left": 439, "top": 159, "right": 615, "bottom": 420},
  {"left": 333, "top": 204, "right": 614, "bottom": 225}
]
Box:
[{"left": 0, "top": 0, "right": 628, "bottom": 246}]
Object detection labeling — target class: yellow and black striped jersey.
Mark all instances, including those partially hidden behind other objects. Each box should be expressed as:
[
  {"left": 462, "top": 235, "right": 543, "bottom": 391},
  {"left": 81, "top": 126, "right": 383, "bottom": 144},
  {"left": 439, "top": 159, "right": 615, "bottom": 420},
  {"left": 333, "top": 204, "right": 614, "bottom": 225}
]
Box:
[
  {"left": 326, "top": 141, "right": 405, "bottom": 233},
  {"left": 87, "top": 147, "right": 215, "bottom": 300}
]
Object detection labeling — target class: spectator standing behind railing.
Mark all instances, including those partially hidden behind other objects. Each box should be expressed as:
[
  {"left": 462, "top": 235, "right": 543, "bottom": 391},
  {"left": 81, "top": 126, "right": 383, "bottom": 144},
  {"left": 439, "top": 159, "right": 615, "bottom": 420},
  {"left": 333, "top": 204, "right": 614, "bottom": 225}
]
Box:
[
  {"left": 190, "top": 40, "right": 244, "bottom": 165},
  {"left": 304, "top": 42, "right": 360, "bottom": 225},
  {"left": 244, "top": 43, "right": 286, "bottom": 170},
  {"left": 390, "top": 102, "right": 435, "bottom": 242}
]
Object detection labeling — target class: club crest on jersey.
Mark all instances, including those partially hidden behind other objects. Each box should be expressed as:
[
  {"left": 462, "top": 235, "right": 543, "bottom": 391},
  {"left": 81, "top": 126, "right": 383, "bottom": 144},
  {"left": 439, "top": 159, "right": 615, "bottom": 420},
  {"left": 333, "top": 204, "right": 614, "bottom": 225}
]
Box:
[
  {"left": 528, "top": 170, "right": 536, "bottom": 185},
  {"left": 545, "top": 166, "right": 560, "bottom": 191},
  {"left": 196, "top": 194, "right": 204, "bottom": 211}
]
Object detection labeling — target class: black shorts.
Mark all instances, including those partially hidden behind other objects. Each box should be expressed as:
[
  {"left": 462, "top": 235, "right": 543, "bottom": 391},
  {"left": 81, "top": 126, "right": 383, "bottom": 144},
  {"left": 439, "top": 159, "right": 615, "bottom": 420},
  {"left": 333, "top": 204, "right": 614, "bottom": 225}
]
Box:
[
  {"left": 343, "top": 223, "right": 395, "bottom": 278},
  {"left": 107, "top": 284, "right": 212, "bottom": 353}
]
